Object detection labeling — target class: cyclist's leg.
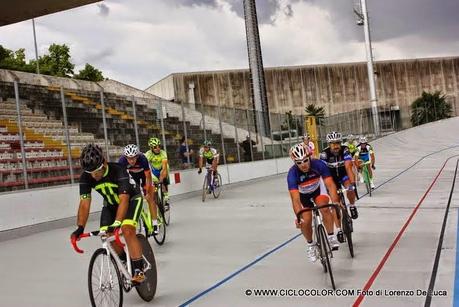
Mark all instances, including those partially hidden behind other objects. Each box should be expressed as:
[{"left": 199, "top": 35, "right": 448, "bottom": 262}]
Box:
[
  {"left": 342, "top": 177, "right": 356, "bottom": 205},
  {"left": 299, "top": 193, "right": 316, "bottom": 243},
  {"left": 121, "top": 194, "right": 145, "bottom": 282},
  {"left": 162, "top": 176, "right": 170, "bottom": 202},
  {"left": 100, "top": 203, "right": 125, "bottom": 257}
]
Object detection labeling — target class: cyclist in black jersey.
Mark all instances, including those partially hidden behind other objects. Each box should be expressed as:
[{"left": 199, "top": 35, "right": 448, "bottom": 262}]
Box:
[
  {"left": 320, "top": 132, "right": 358, "bottom": 221},
  {"left": 70, "top": 144, "right": 145, "bottom": 284}
]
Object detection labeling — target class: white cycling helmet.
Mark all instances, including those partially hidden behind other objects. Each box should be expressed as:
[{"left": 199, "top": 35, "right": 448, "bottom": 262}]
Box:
[
  {"left": 359, "top": 136, "right": 367, "bottom": 143},
  {"left": 124, "top": 144, "right": 139, "bottom": 158},
  {"left": 290, "top": 143, "right": 310, "bottom": 162},
  {"left": 326, "top": 131, "right": 342, "bottom": 143}
]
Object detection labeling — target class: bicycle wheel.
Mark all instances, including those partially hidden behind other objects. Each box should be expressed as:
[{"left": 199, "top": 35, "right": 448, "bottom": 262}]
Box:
[
  {"left": 161, "top": 189, "right": 171, "bottom": 225},
  {"left": 317, "top": 224, "right": 336, "bottom": 290},
  {"left": 202, "top": 174, "right": 208, "bottom": 202},
  {"left": 212, "top": 173, "right": 222, "bottom": 199},
  {"left": 135, "top": 234, "right": 157, "bottom": 301},
  {"left": 341, "top": 209, "right": 354, "bottom": 258},
  {"left": 363, "top": 166, "right": 371, "bottom": 196},
  {"left": 153, "top": 204, "right": 166, "bottom": 245},
  {"left": 88, "top": 248, "right": 123, "bottom": 307}
]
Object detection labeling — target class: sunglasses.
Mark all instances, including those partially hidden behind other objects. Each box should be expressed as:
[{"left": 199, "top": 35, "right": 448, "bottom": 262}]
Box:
[
  {"left": 151, "top": 145, "right": 160, "bottom": 149},
  {"left": 295, "top": 158, "right": 310, "bottom": 165},
  {"left": 85, "top": 163, "right": 104, "bottom": 174}
]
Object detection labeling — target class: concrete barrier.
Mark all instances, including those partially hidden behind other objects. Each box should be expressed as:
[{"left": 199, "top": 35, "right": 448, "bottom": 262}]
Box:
[{"left": 0, "top": 157, "right": 292, "bottom": 232}]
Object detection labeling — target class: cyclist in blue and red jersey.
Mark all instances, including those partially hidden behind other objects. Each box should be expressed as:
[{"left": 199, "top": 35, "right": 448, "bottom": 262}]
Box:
[
  {"left": 119, "top": 144, "right": 159, "bottom": 235},
  {"left": 287, "top": 143, "right": 341, "bottom": 263}
]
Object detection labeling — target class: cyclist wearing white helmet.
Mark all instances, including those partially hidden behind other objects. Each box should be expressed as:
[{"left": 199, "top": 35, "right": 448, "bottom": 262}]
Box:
[
  {"left": 320, "top": 132, "right": 358, "bottom": 225},
  {"left": 355, "top": 136, "right": 376, "bottom": 189},
  {"left": 119, "top": 144, "right": 159, "bottom": 235},
  {"left": 302, "top": 133, "right": 316, "bottom": 158},
  {"left": 287, "top": 143, "right": 341, "bottom": 263}
]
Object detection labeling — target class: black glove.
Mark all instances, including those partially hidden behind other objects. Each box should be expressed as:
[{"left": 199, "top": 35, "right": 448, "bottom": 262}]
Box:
[
  {"left": 107, "top": 220, "right": 122, "bottom": 233},
  {"left": 198, "top": 168, "right": 202, "bottom": 174},
  {"left": 372, "top": 165, "right": 376, "bottom": 170},
  {"left": 71, "top": 225, "right": 84, "bottom": 240}
]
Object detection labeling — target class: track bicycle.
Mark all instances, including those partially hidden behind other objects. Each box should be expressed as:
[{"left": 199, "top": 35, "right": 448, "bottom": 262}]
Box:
[
  {"left": 296, "top": 202, "right": 340, "bottom": 290},
  {"left": 201, "top": 166, "right": 222, "bottom": 202},
  {"left": 337, "top": 186, "right": 356, "bottom": 258},
  {"left": 71, "top": 228, "right": 157, "bottom": 307},
  {"left": 137, "top": 183, "right": 167, "bottom": 245}
]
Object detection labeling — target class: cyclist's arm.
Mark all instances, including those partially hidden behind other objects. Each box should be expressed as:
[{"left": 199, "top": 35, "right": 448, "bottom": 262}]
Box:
[
  {"left": 76, "top": 198, "right": 91, "bottom": 228},
  {"left": 370, "top": 150, "right": 375, "bottom": 166},
  {"left": 323, "top": 176, "right": 340, "bottom": 204},
  {"left": 160, "top": 159, "right": 168, "bottom": 181},
  {"left": 198, "top": 156, "right": 203, "bottom": 169},
  {"left": 114, "top": 194, "right": 130, "bottom": 222},
  {"left": 144, "top": 169, "right": 152, "bottom": 192},
  {"left": 344, "top": 160, "right": 355, "bottom": 184},
  {"left": 289, "top": 190, "right": 303, "bottom": 216}
]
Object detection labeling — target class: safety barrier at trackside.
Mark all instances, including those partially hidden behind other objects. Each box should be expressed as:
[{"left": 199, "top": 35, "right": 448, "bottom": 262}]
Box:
[{"left": 0, "top": 157, "right": 291, "bottom": 232}]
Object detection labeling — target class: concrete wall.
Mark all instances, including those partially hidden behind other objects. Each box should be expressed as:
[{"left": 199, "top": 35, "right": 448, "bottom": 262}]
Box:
[
  {"left": 147, "top": 57, "right": 459, "bottom": 123},
  {"left": 0, "top": 157, "right": 291, "bottom": 232},
  {"left": 145, "top": 75, "right": 175, "bottom": 100}
]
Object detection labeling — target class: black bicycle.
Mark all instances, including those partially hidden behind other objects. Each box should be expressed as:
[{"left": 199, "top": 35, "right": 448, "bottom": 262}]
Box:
[
  {"left": 337, "top": 186, "right": 356, "bottom": 258},
  {"left": 296, "top": 202, "right": 340, "bottom": 290}
]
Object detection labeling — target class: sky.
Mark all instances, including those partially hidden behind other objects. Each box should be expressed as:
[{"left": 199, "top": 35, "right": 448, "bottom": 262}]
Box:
[{"left": 0, "top": 0, "right": 458, "bottom": 89}]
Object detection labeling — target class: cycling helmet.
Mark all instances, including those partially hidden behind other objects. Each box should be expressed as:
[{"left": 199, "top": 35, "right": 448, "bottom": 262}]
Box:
[
  {"left": 326, "top": 131, "right": 342, "bottom": 143},
  {"left": 203, "top": 140, "right": 212, "bottom": 146},
  {"left": 359, "top": 136, "right": 367, "bottom": 143},
  {"left": 290, "top": 143, "right": 310, "bottom": 162},
  {"left": 80, "top": 144, "right": 104, "bottom": 172},
  {"left": 148, "top": 137, "right": 161, "bottom": 147},
  {"left": 124, "top": 144, "right": 139, "bottom": 158}
]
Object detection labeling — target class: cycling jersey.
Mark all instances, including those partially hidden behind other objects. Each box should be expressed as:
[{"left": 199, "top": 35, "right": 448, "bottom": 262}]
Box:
[
  {"left": 344, "top": 141, "right": 357, "bottom": 155},
  {"left": 79, "top": 162, "right": 140, "bottom": 205},
  {"left": 118, "top": 153, "right": 150, "bottom": 188},
  {"left": 145, "top": 149, "right": 169, "bottom": 178},
  {"left": 355, "top": 143, "right": 374, "bottom": 162},
  {"left": 320, "top": 146, "right": 353, "bottom": 186},
  {"left": 287, "top": 159, "right": 331, "bottom": 208},
  {"left": 287, "top": 159, "right": 331, "bottom": 194},
  {"left": 199, "top": 147, "right": 219, "bottom": 164}
]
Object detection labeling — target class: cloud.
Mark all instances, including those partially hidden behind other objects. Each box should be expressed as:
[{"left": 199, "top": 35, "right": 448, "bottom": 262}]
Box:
[{"left": 0, "top": 0, "right": 457, "bottom": 90}]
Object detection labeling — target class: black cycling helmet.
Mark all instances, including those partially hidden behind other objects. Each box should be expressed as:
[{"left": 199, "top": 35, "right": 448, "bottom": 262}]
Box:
[{"left": 80, "top": 144, "right": 105, "bottom": 172}]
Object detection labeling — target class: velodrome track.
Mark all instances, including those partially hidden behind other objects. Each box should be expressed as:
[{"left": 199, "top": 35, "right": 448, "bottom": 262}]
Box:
[{"left": 0, "top": 117, "right": 458, "bottom": 307}]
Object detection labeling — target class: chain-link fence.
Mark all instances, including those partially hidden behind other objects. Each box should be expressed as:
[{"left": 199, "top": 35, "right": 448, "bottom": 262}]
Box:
[{"left": 0, "top": 78, "right": 457, "bottom": 193}]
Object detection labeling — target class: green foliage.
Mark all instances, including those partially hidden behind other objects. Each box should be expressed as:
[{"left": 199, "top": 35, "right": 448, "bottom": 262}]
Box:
[
  {"left": 0, "top": 45, "right": 34, "bottom": 72},
  {"left": 38, "top": 44, "right": 74, "bottom": 77},
  {"left": 305, "top": 103, "right": 326, "bottom": 125},
  {"left": 410, "top": 91, "right": 452, "bottom": 126},
  {"left": 0, "top": 44, "right": 105, "bottom": 81},
  {"left": 75, "top": 63, "right": 104, "bottom": 82}
]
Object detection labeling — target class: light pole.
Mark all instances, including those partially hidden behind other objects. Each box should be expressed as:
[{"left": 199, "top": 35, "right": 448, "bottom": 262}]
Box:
[
  {"left": 355, "top": 0, "right": 380, "bottom": 136},
  {"left": 32, "top": 18, "right": 40, "bottom": 74}
]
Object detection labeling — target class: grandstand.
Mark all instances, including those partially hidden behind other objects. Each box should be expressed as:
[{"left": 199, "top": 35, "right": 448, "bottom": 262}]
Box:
[{"left": 0, "top": 70, "right": 267, "bottom": 192}]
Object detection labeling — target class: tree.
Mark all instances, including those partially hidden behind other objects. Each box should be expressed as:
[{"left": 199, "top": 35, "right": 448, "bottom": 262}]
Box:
[
  {"left": 305, "top": 104, "right": 326, "bottom": 125},
  {"left": 0, "top": 45, "right": 34, "bottom": 72},
  {"left": 75, "top": 63, "right": 104, "bottom": 82},
  {"left": 410, "top": 91, "right": 452, "bottom": 126},
  {"left": 38, "top": 43, "right": 74, "bottom": 77}
]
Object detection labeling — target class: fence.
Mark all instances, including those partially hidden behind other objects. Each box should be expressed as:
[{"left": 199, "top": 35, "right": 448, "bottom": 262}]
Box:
[{"left": 0, "top": 79, "right": 455, "bottom": 193}]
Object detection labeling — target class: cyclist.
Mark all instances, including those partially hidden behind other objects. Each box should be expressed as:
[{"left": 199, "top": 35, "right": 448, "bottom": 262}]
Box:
[
  {"left": 287, "top": 143, "right": 341, "bottom": 263},
  {"left": 344, "top": 134, "right": 358, "bottom": 156},
  {"left": 119, "top": 144, "right": 159, "bottom": 235},
  {"left": 320, "top": 131, "right": 358, "bottom": 225},
  {"left": 198, "top": 140, "right": 219, "bottom": 192},
  {"left": 355, "top": 136, "right": 376, "bottom": 189},
  {"left": 302, "top": 133, "right": 316, "bottom": 158},
  {"left": 145, "top": 137, "right": 170, "bottom": 205},
  {"left": 70, "top": 144, "right": 145, "bottom": 284}
]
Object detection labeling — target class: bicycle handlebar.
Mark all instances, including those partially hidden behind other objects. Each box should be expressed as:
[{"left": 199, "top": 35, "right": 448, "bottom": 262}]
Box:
[
  {"left": 296, "top": 203, "right": 340, "bottom": 222},
  {"left": 70, "top": 228, "right": 124, "bottom": 254}
]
